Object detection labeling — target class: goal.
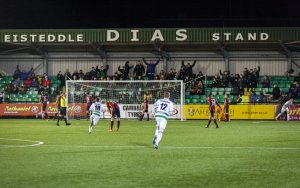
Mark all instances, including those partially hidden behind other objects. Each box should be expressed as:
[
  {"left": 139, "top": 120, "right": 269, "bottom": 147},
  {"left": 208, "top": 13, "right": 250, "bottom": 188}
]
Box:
[{"left": 66, "top": 80, "right": 185, "bottom": 120}]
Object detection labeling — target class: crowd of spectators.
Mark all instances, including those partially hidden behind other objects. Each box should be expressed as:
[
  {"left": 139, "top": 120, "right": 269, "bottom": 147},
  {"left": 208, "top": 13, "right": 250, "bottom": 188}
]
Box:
[
  {"left": 207, "top": 66, "right": 261, "bottom": 95},
  {"left": 4, "top": 65, "right": 54, "bottom": 100},
  {"left": 60, "top": 61, "right": 300, "bottom": 103},
  {"left": 60, "top": 59, "right": 199, "bottom": 83},
  {"left": 1, "top": 61, "right": 300, "bottom": 104}
]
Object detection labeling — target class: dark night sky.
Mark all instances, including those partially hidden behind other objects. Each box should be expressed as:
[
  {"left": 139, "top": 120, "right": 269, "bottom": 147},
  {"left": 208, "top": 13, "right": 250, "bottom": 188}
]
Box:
[{"left": 0, "top": 0, "right": 300, "bottom": 29}]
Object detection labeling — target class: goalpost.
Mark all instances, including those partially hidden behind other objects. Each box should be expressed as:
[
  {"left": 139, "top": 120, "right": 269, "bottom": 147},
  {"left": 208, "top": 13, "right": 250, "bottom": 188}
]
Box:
[{"left": 66, "top": 80, "right": 185, "bottom": 121}]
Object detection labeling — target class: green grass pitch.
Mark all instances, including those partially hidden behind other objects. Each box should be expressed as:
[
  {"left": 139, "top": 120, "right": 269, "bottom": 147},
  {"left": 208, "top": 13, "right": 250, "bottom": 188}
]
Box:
[{"left": 0, "top": 119, "right": 299, "bottom": 188}]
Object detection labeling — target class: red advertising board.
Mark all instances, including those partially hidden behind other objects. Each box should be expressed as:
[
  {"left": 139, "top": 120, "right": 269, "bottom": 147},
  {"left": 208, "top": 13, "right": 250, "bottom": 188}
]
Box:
[
  {"left": 288, "top": 104, "right": 300, "bottom": 120},
  {"left": 0, "top": 103, "right": 86, "bottom": 116}
]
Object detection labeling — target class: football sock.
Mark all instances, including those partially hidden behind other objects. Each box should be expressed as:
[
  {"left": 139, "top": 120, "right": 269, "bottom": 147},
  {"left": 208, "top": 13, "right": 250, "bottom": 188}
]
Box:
[
  {"left": 110, "top": 121, "right": 114, "bottom": 130},
  {"left": 225, "top": 114, "right": 229, "bottom": 121},
  {"left": 156, "top": 131, "right": 163, "bottom": 145},
  {"left": 117, "top": 121, "right": 120, "bottom": 130},
  {"left": 206, "top": 120, "right": 211, "bottom": 127},
  {"left": 154, "top": 128, "right": 159, "bottom": 137},
  {"left": 141, "top": 113, "right": 144, "bottom": 120},
  {"left": 213, "top": 119, "right": 219, "bottom": 128},
  {"left": 147, "top": 114, "right": 149, "bottom": 121},
  {"left": 64, "top": 117, "right": 68, "bottom": 124},
  {"left": 89, "top": 121, "right": 93, "bottom": 132}
]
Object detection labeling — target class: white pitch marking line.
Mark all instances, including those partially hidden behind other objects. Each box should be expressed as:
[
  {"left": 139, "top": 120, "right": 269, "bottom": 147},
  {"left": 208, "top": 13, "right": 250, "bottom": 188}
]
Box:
[
  {"left": 0, "top": 138, "right": 44, "bottom": 148},
  {"left": 41, "top": 144, "right": 300, "bottom": 150}
]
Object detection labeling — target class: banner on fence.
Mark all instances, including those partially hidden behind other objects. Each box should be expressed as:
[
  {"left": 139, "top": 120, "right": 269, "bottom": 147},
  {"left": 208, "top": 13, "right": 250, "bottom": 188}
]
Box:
[
  {"left": 0, "top": 103, "right": 182, "bottom": 119},
  {"left": 287, "top": 104, "right": 300, "bottom": 120},
  {"left": 184, "top": 104, "right": 276, "bottom": 119},
  {"left": 0, "top": 103, "right": 86, "bottom": 116}
]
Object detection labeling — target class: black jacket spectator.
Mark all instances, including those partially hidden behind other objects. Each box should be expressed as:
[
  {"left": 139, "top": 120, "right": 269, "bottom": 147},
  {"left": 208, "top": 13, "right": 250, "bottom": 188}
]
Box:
[
  {"left": 272, "top": 85, "right": 281, "bottom": 100},
  {"left": 72, "top": 70, "right": 79, "bottom": 80},
  {"left": 133, "top": 62, "right": 145, "bottom": 79},
  {"left": 196, "top": 71, "right": 205, "bottom": 81},
  {"left": 57, "top": 71, "right": 64, "bottom": 86},
  {"left": 254, "top": 66, "right": 261, "bottom": 78},
  {"left": 118, "top": 66, "right": 125, "bottom": 80},
  {"left": 182, "top": 60, "right": 196, "bottom": 78},
  {"left": 124, "top": 61, "right": 134, "bottom": 80},
  {"left": 64, "top": 69, "right": 72, "bottom": 80},
  {"left": 64, "top": 70, "right": 72, "bottom": 87},
  {"left": 177, "top": 67, "right": 186, "bottom": 80},
  {"left": 79, "top": 70, "right": 85, "bottom": 79},
  {"left": 89, "top": 67, "right": 98, "bottom": 79},
  {"left": 166, "top": 69, "right": 177, "bottom": 80},
  {"left": 219, "top": 70, "right": 230, "bottom": 87}
]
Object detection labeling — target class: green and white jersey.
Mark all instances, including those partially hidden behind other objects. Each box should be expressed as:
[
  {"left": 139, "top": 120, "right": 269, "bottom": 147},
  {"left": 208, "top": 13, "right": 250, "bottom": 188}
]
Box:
[
  {"left": 153, "top": 98, "right": 174, "bottom": 121},
  {"left": 282, "top": 100, "right": 293, "bottom": 109},
  {"left": 89, "top": 102, "right": 105, "bottom": 117}
]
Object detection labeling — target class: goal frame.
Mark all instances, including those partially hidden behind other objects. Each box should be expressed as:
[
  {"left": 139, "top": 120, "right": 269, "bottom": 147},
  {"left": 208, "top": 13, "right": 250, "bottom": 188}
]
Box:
[{"left": 66, "top": 80, "right": 185, "bottom": 121}]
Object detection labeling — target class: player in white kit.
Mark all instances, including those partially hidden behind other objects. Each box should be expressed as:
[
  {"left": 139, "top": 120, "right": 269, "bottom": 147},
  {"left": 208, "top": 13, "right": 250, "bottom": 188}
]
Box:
[
  {"left": 89, "top": 97, "right": 106, "bottom": 134},
  {"left": 152, "top": 92, "right": 174, "bottom": 150},
  {"left": 275, "top": 98, "right": 294, "bottom": 120}
]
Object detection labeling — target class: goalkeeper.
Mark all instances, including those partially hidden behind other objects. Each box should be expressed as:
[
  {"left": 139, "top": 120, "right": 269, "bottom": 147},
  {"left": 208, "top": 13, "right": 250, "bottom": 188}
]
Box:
[{"left": 106, "top": 101, "right": 121, "bottom": 131}]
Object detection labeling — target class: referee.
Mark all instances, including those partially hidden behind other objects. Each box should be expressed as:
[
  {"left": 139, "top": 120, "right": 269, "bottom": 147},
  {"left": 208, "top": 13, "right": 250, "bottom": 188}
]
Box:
[{"left": 56, "top": 93, "right": 71, "bottom": 126}]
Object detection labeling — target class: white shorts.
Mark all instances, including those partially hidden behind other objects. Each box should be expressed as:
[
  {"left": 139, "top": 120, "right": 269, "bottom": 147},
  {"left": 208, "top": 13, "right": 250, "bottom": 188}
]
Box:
[
  {"left": 90, "top": 115, "right": 101, "bottom": 126},
  {"left": 281, "top": 107, "right": 289, "bottom": 114},
  {"left": 155, "top": 118, "right": 167, "bottom": 133}
]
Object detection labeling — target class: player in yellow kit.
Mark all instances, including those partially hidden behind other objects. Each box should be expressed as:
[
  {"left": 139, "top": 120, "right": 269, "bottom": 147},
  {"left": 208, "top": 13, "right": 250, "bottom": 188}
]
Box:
[{"left": 56, "top": 93, "right": 71, "bottom": 126}]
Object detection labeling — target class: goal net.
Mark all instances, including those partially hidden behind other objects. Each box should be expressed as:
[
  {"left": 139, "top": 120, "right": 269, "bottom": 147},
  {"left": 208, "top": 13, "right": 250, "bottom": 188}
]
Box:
[{"left": 66, "top": 80, "right": 185, "bottom": 120}]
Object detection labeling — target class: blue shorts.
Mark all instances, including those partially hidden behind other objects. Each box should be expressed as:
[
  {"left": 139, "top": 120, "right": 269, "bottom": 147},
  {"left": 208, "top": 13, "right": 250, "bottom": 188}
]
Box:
[
  {"left": 210, "top": 110, "right": 215, "bottom": 117},
  {"left": 42, "top": 104, "right": 47, "bottom": 112},
  {"left": 224, "top": 107, "right": 229, "bottom": 114},
  {"left": 112, "top": 109, "right": 120, "bottom": 118},
  {"left": 60, "top": 107, "right": 67, "bottom": 116}
]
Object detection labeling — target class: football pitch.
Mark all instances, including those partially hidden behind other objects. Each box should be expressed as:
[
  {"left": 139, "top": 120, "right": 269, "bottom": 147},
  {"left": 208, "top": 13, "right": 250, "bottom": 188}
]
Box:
[{"left": 0, "top": 119, "right": 299, "bottom": 188}]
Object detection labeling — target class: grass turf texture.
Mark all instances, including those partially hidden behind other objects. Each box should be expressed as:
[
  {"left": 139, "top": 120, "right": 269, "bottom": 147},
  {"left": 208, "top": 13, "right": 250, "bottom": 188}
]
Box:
[{"left": 0, "top": 119, "right": 299, "bottom": 188}]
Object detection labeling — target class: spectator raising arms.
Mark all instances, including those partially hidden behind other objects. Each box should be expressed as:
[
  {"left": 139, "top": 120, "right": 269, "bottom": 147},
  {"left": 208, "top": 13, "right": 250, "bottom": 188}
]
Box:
[
  {"left": 98, "top": 65, "right": 109, "bottom": 79},
  {"left": 14, "top": 65, "right": 34, "bottom": 81},
  {"left": 182, "top": 60, "right": 196, "bottom": 78},
  {"left": 143, "top": 58, "right": 160, "bottom": 80}
]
